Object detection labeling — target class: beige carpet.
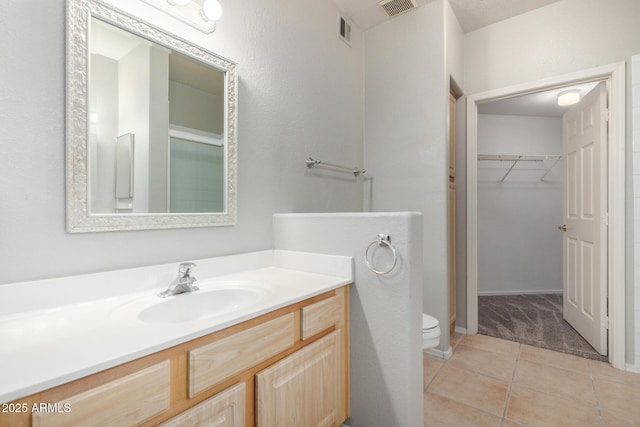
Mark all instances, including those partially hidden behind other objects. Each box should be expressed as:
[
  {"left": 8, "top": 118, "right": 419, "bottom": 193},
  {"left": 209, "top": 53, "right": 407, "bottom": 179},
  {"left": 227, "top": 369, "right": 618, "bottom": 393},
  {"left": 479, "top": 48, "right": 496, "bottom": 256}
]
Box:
[{"left": 478, "top": 293, "right": 607, "bottom": 361}]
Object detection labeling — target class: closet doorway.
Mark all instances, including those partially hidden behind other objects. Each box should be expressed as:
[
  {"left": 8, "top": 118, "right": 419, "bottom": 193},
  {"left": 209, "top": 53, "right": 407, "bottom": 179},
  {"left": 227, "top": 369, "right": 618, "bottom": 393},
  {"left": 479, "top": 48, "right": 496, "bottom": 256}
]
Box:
[
  {"left": 476, "top": 81, "right": 603, "bottom": 360},
  {"left": 465, "top": 63, "right": 627, "bottom": 368}
]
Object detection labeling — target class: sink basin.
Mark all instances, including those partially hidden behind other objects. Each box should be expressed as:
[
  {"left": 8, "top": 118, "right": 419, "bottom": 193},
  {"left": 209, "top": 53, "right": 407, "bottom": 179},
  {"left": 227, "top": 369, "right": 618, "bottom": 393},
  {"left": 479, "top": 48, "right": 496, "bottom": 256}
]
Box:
[{"left": 138, "top": 283, "right": 268, "bottom": 323}]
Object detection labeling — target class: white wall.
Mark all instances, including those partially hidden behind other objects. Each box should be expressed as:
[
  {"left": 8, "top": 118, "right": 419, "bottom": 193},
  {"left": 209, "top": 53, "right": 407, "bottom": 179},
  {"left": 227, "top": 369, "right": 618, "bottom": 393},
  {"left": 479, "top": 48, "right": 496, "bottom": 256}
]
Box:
[
  {"left": 477, "top": 114, "right": 563, "bottom": 295},
  {"left": 445, "top": 0, "right": 464, "bottom": 88},
  {"left": 89, "top": 54, "right": 119, "bottom": 213},
  {"left": 0, "top": 0, "right": 364, "bottom": 285},
  {"left": 273, "top": 213, "right": 423, "bottom": 427},
  {"left": 464, "top": 0, "right": 640, "bottom": 94},
  {"left": 119, "top": 44, "right": 152, "bottom": 212},
  {"left": 364, "top": 0, "right": 451, "bottom": 350}
]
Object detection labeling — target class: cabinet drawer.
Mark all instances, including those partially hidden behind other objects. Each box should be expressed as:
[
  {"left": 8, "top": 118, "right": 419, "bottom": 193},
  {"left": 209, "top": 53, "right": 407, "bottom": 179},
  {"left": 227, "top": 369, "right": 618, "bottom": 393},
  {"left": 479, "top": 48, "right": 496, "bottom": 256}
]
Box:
[
  {"left": 301, "top": 292, "right": 342, "bottom": 340},
  {"left": 160, "top": 382, "right": 245, "bottom": 427},
  {"left": 189, "top": 313, "right": 295, "bottom": 397},
  {"left": 32, "top": 361, "right": 170, "bottom": 427}
]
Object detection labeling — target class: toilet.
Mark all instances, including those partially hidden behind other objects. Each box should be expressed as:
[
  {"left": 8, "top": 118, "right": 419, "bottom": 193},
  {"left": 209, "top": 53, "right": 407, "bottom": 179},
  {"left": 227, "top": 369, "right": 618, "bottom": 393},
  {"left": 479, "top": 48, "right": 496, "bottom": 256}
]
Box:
[{"left": 422, "top": 314, "right": 441, "bottom": 349}]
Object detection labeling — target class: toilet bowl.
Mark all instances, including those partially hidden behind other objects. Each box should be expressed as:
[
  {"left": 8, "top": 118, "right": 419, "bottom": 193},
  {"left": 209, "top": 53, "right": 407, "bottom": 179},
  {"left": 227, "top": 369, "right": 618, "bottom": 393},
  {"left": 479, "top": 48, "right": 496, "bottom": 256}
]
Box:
[{"left": 422, "top": 314, "right": 440, "bottom": 349}]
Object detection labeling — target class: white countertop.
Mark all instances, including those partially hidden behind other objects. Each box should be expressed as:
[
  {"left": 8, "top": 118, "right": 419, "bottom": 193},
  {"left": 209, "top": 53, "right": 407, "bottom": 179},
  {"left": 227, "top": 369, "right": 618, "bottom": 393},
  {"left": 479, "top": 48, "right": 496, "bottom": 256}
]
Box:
[{"left": 0, "top": 250, "right": 353, "bottom": 403}]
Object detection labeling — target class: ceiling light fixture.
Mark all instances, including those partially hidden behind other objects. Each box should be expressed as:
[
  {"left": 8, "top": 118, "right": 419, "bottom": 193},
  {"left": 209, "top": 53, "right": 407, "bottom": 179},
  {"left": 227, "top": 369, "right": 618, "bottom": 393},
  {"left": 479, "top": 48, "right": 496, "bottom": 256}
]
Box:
[
  {"left": 201, "top": 0, "right": 223, "bottom": 21},
  {"left": 557, "top": 90, "right": 581, "bottom": 106},
  {"left": 141, "top": 0, "right": 222, "bottom": 34}
]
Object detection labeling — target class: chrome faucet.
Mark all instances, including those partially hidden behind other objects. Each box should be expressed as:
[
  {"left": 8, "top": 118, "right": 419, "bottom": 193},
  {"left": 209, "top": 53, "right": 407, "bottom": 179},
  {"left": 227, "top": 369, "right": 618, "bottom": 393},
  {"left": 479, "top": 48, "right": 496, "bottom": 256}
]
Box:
[{"left": 158, "top": 262, "right": 199, "bottom": 297}]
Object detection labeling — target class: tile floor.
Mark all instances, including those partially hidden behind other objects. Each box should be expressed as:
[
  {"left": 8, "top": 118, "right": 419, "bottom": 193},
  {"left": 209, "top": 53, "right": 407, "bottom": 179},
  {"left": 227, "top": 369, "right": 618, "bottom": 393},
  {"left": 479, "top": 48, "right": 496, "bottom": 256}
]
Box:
[{"left": 424, "top": 333, "right": 640, "bottom": 427}]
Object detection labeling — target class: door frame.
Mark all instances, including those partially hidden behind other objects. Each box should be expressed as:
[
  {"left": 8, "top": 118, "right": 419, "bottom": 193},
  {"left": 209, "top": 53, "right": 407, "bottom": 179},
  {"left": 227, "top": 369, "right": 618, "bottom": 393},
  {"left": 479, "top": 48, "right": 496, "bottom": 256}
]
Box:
[{"left": 465, "top": 62, "right": 626, "bottom": 369}]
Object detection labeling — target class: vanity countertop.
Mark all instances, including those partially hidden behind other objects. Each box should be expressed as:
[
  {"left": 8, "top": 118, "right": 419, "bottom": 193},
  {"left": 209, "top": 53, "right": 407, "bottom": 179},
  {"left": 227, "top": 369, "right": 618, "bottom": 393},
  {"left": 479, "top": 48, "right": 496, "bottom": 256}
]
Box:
[{"left": 0, "top": 250, "right": 353, "bottom": 403}]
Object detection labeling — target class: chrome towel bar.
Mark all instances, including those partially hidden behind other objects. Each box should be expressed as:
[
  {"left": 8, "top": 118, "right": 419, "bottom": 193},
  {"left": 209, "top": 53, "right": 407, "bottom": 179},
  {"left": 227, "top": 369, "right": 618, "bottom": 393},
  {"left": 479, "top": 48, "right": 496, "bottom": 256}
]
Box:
[{"left": 306, "top": 157, "right": 365, "bottom": 176}]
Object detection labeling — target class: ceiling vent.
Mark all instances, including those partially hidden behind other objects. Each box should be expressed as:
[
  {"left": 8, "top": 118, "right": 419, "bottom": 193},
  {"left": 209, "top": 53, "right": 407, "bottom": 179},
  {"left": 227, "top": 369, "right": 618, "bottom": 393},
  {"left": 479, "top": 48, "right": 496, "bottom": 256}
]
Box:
[
  {"left": 378, "top": 0, "right": 418, "bottom": 17},
  {"left": 338, "top": 15, "right": 352, "bottom": 46}
]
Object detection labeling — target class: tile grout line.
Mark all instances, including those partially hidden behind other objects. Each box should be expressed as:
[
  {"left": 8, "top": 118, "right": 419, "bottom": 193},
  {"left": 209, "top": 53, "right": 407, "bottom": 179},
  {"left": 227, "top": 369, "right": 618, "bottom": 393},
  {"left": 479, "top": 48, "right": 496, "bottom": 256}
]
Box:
[
  {"left": 423, "top": 353, "right": 446, "bottom": 391},
  {"left": 588, "top": 360, "right": 606, "bottom": 427},
  {"left": 423, "top": 333, "right": 456, "bottom": 392},
  {"left": 499, "top": 342, "right": 522, "bottom": 426},
  {"left": 427, "top": 334, "right": 512, "bottom": 426}
]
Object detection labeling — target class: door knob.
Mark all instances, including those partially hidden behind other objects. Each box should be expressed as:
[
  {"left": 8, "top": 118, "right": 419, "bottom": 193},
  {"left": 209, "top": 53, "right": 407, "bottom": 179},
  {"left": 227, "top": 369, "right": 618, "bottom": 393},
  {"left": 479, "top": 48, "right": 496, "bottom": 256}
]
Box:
[{"left": 558, "top": 224, "right": 567, "bottom": 232}]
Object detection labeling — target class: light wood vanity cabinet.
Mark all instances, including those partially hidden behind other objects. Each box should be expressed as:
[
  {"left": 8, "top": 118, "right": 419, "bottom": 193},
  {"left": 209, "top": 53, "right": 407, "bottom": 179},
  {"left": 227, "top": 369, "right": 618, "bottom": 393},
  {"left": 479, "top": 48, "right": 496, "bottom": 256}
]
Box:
[{"left": 0, "top": 286, "right": 349, "bottom": 427}]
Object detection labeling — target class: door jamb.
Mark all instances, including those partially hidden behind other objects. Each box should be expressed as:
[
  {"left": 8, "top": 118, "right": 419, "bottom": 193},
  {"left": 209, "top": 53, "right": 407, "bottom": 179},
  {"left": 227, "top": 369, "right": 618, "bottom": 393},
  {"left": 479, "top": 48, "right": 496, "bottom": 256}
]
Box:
[{"left": 465, "top": 62, "right": 626, "bottom": 369}]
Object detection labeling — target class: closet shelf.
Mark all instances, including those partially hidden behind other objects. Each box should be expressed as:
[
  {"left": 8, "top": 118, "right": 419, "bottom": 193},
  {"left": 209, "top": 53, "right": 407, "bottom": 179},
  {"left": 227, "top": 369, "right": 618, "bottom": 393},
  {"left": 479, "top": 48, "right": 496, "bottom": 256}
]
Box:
[{"left": 477, "top": 154, "right": 562, "bottom": 182}]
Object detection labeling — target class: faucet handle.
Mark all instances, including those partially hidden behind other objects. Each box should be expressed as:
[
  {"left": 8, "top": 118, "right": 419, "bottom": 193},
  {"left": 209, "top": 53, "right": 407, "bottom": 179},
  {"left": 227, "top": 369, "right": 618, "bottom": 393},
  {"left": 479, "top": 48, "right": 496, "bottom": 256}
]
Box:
[{"left": 178, "top": 262, "right": 196, "bottom": 277}]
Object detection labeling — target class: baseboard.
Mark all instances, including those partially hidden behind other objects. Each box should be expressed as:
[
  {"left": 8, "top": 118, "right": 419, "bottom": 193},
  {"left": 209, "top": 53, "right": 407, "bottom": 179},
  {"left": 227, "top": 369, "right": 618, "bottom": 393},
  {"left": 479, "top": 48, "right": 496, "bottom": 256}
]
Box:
[
  {"left": 626, "top": 363, "right": 640, "bottom": 373},
  {"left": 424, "top": 346, "right": 453, "bottom": 360},
  {"left": 478, "top": 289, "right": 563, "bottom": 296},
  {"left": 454, "top": 326, "right": 467, "bottom": 334}
]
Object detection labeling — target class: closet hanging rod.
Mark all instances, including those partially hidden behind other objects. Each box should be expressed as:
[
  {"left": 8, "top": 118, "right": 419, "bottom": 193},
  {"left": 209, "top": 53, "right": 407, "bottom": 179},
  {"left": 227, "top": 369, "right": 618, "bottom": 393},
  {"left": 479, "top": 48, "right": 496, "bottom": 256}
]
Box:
[
  {"left": 477, "top": 154, "right": 563, "bottom": 182},
  {"left": 305, "top": 157, "right": 366, "bottom": 176},
  {"left": 477, "top": 154, "right": 561, "bottom": 161}
]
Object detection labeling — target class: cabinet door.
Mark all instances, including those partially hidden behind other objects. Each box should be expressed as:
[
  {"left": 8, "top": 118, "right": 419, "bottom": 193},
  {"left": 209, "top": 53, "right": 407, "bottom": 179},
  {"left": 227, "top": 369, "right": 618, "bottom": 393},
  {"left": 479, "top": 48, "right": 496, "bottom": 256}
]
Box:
[
  {"left": 256, "top": 330, "right": 343, "bottom": 427},
  {"left": 159, "top": 382, "right": 245, "bottom": 427}
]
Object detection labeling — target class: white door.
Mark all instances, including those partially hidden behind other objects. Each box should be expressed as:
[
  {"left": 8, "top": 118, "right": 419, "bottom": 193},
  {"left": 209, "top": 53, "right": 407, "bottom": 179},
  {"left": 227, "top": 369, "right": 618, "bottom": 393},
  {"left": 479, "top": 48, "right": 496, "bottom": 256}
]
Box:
[{"left": 562, "top": 82, "right": 608, "bottom": 355}]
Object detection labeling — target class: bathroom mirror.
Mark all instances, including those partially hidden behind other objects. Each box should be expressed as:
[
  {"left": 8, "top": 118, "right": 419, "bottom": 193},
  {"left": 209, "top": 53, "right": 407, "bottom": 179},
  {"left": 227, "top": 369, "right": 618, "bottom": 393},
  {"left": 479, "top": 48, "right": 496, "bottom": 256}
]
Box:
[{"left": 66, "top": 0, "right": 237, "bottom": 232}]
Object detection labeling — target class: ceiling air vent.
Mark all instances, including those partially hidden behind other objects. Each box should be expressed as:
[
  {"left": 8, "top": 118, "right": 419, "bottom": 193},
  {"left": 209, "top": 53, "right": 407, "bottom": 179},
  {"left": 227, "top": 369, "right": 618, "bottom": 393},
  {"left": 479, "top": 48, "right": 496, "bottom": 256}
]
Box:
[{"left": 378, "top": 0, "right": 418, "bottom": 17}]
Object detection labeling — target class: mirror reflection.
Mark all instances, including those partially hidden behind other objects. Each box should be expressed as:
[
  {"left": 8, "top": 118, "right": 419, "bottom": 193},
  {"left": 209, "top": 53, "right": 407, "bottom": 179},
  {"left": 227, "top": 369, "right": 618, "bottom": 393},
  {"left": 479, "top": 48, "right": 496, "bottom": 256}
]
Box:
[{"left": 89, "top": 17, "right": 226, "bottom": 214}]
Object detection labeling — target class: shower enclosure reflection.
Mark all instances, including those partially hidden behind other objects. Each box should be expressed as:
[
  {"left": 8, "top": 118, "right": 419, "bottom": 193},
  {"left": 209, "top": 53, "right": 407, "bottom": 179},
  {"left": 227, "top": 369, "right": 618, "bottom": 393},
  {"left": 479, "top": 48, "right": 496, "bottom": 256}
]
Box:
[{"left": 90, "top": 17, "right": 225, "bottom": 214}]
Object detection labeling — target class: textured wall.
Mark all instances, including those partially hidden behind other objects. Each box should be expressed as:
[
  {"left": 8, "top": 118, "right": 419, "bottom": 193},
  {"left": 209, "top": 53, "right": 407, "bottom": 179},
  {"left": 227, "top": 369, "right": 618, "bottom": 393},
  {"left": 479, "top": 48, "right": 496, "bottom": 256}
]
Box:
[
  {"left": 364, "top": 1, "right": 451, "bottom": 351},
  {"left": 273, "top": 213, "right": 424, "bottom": 427},
  {"left": 0, "top": 0, "right": 364, "bottom": 284},
  {"left": 477, "top": 114, "right": 563, "bottom": 295},
  {"left": 464, "top": 0, "right": 640, "bottom": 94}
]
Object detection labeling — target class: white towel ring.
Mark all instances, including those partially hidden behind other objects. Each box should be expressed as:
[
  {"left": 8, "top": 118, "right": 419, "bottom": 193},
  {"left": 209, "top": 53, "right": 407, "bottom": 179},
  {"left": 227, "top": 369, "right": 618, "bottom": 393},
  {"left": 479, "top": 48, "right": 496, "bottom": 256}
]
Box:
[{"left": 365, "top": 234, "right": 398, "bottom": 275}]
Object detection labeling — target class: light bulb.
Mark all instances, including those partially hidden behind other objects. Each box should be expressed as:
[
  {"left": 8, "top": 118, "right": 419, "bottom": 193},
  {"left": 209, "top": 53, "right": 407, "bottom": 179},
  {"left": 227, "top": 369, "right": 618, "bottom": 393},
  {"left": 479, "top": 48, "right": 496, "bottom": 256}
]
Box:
[
  {"left": 201, "top": 0, "right": 222, "bottom": 21},
  {"left": 557, "top": 90, "right": 580, "bottom": 106},
  {"left": 167, "top": 0, "right": 191, "bottom": 5}
]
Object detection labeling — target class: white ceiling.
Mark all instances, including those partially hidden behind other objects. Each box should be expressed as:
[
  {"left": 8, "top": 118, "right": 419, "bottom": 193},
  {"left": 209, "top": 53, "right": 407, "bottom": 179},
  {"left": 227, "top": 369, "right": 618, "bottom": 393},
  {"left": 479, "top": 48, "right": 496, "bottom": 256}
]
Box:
[
  {"left": 478, "top": 82, "right": 600, "bottom": 117},
  {"left": 448, "top": 0, "right": 563, "bottom": 33},
  {"left": 332, "top": 0, "right": 434, "bottom": 31},
  {"left": 331, "top": 0, "right": 584, "bottom": 117},
  {"left": 91, "top": 18, "right": 223, "bottom": 96},
  {"left": 91, "top": 18, "right": 145, "bottom": 60},
  {"left": 333, "top": 0, "right": 563, "bottom": 32}
]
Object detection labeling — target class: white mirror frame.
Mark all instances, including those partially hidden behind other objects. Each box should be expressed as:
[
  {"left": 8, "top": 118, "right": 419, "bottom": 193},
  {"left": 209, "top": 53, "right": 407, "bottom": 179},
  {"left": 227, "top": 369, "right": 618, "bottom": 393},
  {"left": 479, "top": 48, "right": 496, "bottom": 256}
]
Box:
[{"left": 66, "top": 0, "right": 237, "bottom": 232}]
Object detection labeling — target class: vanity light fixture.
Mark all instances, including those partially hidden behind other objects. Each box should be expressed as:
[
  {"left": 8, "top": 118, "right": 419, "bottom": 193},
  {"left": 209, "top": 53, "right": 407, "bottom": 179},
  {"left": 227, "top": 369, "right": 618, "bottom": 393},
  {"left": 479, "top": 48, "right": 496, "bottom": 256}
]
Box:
[
  {"left": 140, "top": 0, "right": 222, "bottom": 34},
  {"left": 557, "top": 90, "right": 581, "bottom": 106},
  {"left": 201, "top": 0, "right": 223, "bottom": 21}
]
